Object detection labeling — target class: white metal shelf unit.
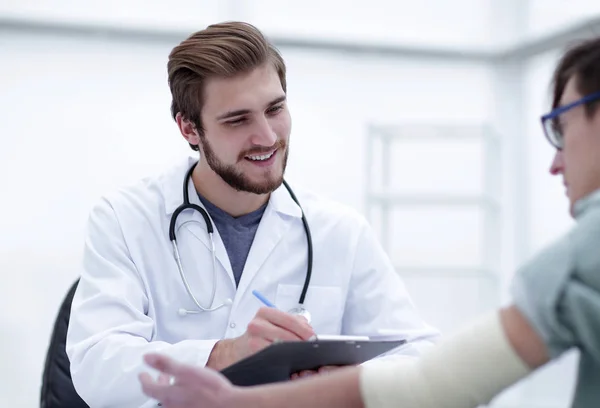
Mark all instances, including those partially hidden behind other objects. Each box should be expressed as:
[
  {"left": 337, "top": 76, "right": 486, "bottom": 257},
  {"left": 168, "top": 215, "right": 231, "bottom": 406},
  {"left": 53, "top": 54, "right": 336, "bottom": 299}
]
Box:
[{"left": 364, "top": 123, "right": 502, "bottom": 283}]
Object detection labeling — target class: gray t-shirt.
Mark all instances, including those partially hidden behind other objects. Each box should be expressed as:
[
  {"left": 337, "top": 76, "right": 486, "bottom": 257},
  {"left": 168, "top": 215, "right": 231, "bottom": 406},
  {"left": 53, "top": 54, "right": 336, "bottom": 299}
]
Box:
[
  {"left": 198, "top": 193, "right": 267, "bottom": 287},
  {"left": 511, "top": 189, "right": 600, "bottom": 408}
]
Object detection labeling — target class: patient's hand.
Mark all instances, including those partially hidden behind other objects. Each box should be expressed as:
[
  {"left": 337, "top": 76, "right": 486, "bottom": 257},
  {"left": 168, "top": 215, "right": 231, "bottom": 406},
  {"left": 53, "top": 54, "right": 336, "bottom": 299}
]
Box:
[
  {"left": 140, "top": 353, "right": 236, "bottom": 408},
  {"left": 290, "top": 365, "right": 342, "bottom": 380}
]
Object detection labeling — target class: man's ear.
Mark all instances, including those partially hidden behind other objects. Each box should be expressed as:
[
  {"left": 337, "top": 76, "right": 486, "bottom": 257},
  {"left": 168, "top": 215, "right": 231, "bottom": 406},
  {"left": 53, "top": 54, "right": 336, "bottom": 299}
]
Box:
[{"left": 176, "top": 113, "right": 200, "bottom": 147}]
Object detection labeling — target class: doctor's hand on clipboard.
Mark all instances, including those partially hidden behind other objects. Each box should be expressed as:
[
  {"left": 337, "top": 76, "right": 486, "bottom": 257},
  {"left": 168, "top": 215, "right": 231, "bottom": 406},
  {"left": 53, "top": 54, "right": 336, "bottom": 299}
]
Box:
[{"left": 205, "top": 307, "right": 315, "bottom": 371}]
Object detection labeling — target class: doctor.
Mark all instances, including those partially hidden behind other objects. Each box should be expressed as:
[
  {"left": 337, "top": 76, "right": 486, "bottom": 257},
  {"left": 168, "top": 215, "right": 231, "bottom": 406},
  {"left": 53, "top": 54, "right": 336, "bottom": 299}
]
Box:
[{"left": 66, "top": 21, "right": 439, "bottom": 407}]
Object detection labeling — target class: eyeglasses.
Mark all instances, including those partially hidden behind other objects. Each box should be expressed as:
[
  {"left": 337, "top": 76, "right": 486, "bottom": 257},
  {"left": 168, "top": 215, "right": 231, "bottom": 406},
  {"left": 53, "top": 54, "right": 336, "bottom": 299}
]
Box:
[{"left": 540, "top": 91, "right": 600, "bottom": 150}]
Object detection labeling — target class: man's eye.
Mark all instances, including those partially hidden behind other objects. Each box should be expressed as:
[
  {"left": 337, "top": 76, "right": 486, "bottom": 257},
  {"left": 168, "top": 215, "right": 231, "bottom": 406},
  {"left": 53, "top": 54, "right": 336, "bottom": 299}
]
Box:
[
  {"left": 226, "top": 118, "right": 246, "bottom": 126},
  {"left": 267, "top": 105, "right": 283, "bottom": 114}
]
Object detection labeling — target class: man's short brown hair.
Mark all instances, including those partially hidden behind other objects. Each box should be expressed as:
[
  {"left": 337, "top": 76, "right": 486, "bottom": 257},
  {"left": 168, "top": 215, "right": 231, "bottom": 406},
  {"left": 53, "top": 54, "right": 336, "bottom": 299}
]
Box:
[{"left": 167, "top": 21, "right": 287, "bottom": 150}]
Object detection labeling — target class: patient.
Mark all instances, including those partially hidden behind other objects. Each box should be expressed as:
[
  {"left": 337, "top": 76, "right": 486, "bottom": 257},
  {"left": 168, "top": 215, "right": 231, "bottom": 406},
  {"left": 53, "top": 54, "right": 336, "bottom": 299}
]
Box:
[{"left": 138, "top": 36, "right": 600, "bottom": 408}]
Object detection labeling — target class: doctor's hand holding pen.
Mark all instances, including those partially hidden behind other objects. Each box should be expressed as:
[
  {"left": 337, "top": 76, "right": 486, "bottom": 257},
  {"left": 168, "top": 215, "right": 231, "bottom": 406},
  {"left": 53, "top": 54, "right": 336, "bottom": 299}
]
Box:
[{"left": 205, "top": 293, "right": 315, "bottom": 371}]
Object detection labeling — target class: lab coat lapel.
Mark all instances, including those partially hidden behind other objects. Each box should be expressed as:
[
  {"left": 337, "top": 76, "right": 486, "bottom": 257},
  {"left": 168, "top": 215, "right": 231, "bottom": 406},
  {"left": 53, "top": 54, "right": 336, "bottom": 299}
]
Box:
[{"left": 235, "top": 184, "right": 303, "bottom": 299}]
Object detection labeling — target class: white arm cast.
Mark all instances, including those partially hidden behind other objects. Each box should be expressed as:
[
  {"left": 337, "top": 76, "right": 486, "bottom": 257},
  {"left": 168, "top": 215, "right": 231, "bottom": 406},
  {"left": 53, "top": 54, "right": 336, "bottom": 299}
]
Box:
[{"left": 359, "top": 312, "right": 532, "bottom": 408}]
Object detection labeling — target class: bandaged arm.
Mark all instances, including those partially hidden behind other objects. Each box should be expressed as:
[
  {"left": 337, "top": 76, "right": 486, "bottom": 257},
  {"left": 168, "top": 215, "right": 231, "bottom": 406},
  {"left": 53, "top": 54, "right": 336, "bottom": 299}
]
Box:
[{"left": 360, "top": 306, "right": 543, "bottom": 408}]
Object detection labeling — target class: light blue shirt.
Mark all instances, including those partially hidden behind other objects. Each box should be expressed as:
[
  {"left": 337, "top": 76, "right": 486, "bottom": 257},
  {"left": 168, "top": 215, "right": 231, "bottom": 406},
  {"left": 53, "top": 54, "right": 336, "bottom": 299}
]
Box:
[
  {"left": 197, "top": 192, "right": 267, "bottom": 287},
  {"left": 511, "top": 189, "right": 600, "bottom": 408}
]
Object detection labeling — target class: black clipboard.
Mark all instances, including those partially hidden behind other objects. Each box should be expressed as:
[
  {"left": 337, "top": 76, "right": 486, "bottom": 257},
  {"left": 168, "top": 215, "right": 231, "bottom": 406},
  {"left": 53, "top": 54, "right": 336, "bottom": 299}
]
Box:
[{"left": 220, "top": 338, "right": 406, "bottom": 386}]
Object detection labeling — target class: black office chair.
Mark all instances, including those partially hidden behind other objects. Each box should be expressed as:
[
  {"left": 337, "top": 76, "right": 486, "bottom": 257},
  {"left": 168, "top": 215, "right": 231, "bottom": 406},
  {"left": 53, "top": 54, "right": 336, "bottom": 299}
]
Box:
[{"left": 40, "top": 278, "right": 89, "bottom": 408}]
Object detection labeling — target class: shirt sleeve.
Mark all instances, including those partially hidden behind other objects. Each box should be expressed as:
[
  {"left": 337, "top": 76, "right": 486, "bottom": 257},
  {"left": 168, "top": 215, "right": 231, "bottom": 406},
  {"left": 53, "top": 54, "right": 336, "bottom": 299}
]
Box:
[{"left": 510, "top": 208, "right": 600, "bottom": 361}]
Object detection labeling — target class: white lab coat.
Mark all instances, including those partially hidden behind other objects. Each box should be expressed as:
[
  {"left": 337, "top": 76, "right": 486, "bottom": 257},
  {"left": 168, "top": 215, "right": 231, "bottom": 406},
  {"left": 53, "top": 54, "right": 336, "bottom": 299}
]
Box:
[{"left": 66, "top": 156, "right": 440, "bottom": 407}]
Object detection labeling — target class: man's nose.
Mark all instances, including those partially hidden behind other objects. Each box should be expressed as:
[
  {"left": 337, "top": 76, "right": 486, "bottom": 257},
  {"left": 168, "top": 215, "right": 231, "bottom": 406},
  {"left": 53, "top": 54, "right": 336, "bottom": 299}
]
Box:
[{"left": 250, "top": 118, "right": 277, "bottom": 146}]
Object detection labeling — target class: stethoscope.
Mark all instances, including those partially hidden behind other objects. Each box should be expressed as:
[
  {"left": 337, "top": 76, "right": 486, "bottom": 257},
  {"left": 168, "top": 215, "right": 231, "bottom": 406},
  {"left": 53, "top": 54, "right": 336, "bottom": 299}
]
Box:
[{"left": 169, "top": 161, "right": 314, "bottom": 323}]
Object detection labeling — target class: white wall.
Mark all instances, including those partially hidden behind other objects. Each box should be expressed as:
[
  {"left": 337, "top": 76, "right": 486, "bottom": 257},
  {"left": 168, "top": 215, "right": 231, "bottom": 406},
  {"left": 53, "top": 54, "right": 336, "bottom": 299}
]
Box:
[
  {"left": 245, "top": 0, "right": 493, "bottom": 49},
  {"left": 527, "top": 0, "right": 600, "bottom": 39},
  {"left": 0, "top": 30, "right": 495, "bottom": 406},
  {"left": 0, "top": 0, "right": 495, "bottom": 49},
  {"left": 524, "top": 50, "right": 574, "bottom": 247}
]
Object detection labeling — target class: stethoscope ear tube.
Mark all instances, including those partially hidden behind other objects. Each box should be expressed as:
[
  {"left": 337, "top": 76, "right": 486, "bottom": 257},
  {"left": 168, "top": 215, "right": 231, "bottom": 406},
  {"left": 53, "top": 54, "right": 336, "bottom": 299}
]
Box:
[{"left": 282, "top": 180, "right": 313, "bottom": 306}]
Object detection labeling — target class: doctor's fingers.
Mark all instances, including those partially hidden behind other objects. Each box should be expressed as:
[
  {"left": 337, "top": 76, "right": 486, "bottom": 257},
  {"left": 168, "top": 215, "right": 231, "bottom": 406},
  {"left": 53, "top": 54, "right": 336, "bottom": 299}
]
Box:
[
  {"left": 254, "top": 307, "right": 315, "bottom": 339},
  {"left": 245, "top": 335, "right": 272, "bottom": 354},
  {"left": 247, "top": 317, "right": 311, "bottom": 342}
]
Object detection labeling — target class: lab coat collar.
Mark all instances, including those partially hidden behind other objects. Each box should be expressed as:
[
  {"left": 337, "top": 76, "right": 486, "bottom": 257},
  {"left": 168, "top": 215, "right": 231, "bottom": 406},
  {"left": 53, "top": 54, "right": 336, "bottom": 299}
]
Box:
[
  {"left": 162, "top": 156, "right": 199, "bottom": 216},
  {"left": 268, "top": 182, "right": 304, "bottom": 219},
  {"left": 161, "top": 156, "right": 303, "bottom": 219}
]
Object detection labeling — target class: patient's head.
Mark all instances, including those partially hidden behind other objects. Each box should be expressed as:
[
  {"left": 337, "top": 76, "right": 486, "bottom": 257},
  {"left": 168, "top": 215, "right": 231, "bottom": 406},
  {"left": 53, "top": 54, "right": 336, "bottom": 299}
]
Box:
[{"left": 546, "top": 36, "right": 600, "bottom": 215}]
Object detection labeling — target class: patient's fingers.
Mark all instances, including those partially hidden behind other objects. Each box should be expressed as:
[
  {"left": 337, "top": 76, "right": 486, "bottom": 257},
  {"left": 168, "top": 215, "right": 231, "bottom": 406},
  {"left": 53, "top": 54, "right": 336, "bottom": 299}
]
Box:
[
  {"left": 140, "top": 352, "right": 236, "bottom": 408},
  {"left": 144, "top": 354, "right": 198, "bottom": 385}
]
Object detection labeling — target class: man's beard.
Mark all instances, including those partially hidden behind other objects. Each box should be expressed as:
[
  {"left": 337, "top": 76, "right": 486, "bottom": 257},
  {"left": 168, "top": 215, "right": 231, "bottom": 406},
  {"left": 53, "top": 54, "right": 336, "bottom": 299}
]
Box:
[{"left": 199, "top": 136, "right": 288, "bottom": 195}]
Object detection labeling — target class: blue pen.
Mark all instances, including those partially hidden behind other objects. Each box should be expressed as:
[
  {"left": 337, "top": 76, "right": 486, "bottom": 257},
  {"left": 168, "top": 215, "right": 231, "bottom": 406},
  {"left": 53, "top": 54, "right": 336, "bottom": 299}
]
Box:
[{"left": 252, "top": 290, "right": 276, "bottom": 308}]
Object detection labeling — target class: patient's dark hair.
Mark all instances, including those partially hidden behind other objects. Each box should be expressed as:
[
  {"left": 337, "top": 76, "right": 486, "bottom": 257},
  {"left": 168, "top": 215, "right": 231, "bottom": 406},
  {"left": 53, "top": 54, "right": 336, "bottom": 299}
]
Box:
[{"left": 551, "top": 36, "right": 600, "bottom": 117}]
